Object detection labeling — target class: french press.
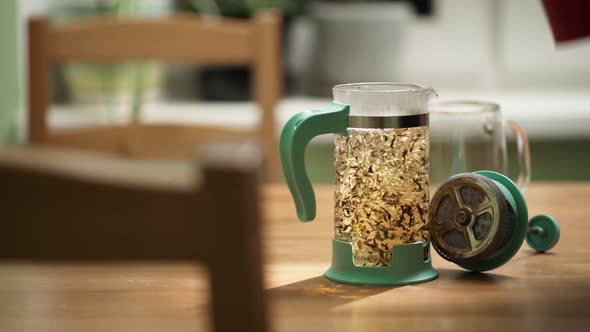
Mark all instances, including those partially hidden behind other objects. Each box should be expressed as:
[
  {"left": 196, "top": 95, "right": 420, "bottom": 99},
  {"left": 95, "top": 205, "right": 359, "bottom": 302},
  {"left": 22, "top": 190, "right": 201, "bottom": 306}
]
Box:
[{"left": 280, "top": 82, "right": 438, "bottom": 286}]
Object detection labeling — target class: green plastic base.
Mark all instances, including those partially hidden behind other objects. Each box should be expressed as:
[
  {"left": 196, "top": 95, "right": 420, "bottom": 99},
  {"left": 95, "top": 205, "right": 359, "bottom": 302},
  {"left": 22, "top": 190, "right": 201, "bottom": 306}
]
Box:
[{"left": 324, "top": 240, "right": 438, "bottom": 286}]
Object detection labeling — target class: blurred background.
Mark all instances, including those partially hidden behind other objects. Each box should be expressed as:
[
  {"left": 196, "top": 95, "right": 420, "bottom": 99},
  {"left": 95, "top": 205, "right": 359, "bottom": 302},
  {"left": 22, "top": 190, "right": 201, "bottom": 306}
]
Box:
[{"left": 1, "top": 0, "right": 589, "bottom": 182}]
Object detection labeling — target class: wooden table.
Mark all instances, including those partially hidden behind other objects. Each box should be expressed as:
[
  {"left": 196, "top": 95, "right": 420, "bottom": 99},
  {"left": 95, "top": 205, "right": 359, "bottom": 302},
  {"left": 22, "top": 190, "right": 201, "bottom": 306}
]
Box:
[{"left": 1, "top": 183, "right": 588, "bottom": 331}]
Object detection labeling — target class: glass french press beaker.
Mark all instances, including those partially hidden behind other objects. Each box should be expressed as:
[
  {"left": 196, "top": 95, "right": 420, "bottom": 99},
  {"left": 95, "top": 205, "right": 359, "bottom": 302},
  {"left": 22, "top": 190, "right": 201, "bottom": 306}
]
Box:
[{"left": 280, "top": 82, "right": 438, "bottom": 285}]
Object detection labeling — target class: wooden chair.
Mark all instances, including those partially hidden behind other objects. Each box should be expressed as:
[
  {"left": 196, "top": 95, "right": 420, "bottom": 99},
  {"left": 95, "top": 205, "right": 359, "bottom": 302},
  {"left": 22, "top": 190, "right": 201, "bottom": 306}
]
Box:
[
  {"left": 0, "top": 143, "right": 267, "bottom": 332},
  {"left": 28, "top": 12, "right": 282, "bottom": 181}
]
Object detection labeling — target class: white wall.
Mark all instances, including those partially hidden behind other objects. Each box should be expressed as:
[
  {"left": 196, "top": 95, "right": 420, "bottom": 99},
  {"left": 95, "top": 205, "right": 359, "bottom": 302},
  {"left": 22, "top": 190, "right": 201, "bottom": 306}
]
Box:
[
  {"left": 397, "top": 0, "right": 495, "bottom": 88},
  {"left": 499, "top": 0, "right": 590, "bottom": 87},
  {"left": 395, "top": 0, "right": 590, "bottom": 89}
]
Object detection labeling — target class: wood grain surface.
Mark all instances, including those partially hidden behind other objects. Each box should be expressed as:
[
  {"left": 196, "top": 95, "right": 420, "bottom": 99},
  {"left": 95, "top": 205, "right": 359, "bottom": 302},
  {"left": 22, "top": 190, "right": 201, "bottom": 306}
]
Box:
[{"left": 0, "top": 182, "right": 588, "bottom": 331}]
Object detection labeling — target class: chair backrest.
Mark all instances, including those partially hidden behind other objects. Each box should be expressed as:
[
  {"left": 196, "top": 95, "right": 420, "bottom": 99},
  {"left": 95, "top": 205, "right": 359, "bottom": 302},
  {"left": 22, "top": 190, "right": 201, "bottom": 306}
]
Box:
[
  {"left": 0, "top": 143, "right": 267, "bottom": 332},
  {"left": 28, "top": 12, "right": 282, "bottom": 181}
]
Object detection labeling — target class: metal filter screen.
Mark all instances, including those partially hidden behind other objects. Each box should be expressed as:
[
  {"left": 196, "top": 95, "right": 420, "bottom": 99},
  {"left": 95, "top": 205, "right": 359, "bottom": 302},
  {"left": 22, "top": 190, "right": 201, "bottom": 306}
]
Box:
[{"left": 430, "top": 173, "right": 508, "bottom": 264}]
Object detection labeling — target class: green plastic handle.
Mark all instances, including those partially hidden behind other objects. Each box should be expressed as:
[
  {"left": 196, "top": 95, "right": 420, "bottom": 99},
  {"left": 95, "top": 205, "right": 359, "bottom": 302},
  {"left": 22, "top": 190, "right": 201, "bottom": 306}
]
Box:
[{"left": 280, "top": 103, "right": 350, "bottom": 221}]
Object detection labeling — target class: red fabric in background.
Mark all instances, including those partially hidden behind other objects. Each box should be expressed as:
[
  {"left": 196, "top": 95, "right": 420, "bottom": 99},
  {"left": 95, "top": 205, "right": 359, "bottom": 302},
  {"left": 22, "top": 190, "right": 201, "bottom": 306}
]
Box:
[{"left": 542, "top": 0, "right": 590, "bottom": 43}]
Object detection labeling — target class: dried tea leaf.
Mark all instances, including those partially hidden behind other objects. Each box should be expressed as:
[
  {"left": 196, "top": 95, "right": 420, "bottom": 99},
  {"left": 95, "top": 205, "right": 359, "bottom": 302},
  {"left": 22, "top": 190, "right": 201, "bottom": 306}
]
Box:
[{"left": 334, "top": 127, "right": 430, "bottom": 267}]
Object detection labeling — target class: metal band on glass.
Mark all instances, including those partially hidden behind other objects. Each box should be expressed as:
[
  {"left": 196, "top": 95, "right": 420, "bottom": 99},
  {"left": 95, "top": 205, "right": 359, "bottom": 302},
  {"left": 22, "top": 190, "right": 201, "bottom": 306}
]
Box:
[{"left": 347, "top": 113, "right": 429, "bottom": 129}]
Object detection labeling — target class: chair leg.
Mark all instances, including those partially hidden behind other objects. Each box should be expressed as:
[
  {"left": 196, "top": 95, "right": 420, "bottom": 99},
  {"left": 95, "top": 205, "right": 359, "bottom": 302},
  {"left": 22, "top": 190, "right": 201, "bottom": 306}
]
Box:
[{"left": 203, "top": 145, "right": 268, "bottom": 332}]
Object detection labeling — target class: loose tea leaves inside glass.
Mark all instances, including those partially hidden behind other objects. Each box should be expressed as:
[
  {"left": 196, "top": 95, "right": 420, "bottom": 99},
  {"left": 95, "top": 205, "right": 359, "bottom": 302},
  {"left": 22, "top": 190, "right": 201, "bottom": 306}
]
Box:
[{"left": 334, "top": 127, "right": 430, "bottom": 267}]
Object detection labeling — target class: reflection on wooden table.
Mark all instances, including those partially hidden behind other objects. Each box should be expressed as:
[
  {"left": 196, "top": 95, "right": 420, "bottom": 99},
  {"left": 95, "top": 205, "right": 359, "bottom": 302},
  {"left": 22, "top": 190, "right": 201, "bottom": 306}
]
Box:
[{"left": 0, "top": 183, "right": 589, "bottom": 332}]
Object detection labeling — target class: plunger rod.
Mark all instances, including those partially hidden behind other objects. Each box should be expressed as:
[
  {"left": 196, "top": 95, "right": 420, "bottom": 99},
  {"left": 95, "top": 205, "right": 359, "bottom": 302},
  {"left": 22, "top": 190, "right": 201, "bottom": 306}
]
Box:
[{"left": 528, "top": 226, "right": 545, "bottom": 236}]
